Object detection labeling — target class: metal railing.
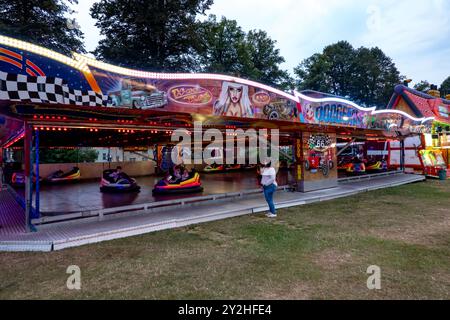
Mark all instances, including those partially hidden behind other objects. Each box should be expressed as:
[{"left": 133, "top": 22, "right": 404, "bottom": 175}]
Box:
[
  {"left": 338, "top": 170, "right": 406, "bottom": 183},
  {"left": 31, "top": 185, "right": 292, "bottom": 226}
]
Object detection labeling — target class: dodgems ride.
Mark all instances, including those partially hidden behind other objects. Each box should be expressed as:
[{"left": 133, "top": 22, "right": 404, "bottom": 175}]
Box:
[
  {"left": 153, "top": 169, "right": 203, "bottom": 195},
  {"left": 100, "top": 169, "right": 141, "bottom": 193},
  {"left": 45, "top": 167, "right": 80, "bottom": 184},
  {"left": 203, "top": 163, "right": 225, "bottom": 173}
]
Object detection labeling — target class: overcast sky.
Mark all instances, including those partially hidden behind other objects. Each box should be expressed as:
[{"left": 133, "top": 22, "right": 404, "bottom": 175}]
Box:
[{"left": 72, "top": 0, "right": 450, "bottom": 86}]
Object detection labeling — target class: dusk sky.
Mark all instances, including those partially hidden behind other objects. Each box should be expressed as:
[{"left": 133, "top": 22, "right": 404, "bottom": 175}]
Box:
[{"left": 72, "top": 0, "right": 450, "bottom": 87}]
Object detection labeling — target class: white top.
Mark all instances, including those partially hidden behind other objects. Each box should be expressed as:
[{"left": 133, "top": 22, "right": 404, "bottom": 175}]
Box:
[{"left": 261, "top": 167, "right": 277, "bottom": 187}]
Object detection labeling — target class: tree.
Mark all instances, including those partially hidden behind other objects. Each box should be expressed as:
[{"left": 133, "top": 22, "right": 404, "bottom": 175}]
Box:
[
  {"left": 199, "top": 15, "right": 249, "bottom": 75},
  {"left": 244, "top": 30, "right": 293, "bottom": 89},
  {"left": 350, "top": 47, "right": 402, "bottom": 107},
  {"left": 440, "top": 76, "right": 450, "bottom": 97},
  {"left": 414, "top": 80, "right": 431, "bottom": 92},
  {"left": 39, "top": 148, "right": 98, "bottom": 164},
  {"left": 0, "top": 0, "right": 85, "bottom": 54},
  {"left": 294, "top": 41, "right": 402, "bottom": 107},
  {"left": 295, "top": 41, "right": 355, "bottom": 97},
  {"left": 294, "top": 53, "right": 331, "bottom": 93},
  {"left": 91, "top": 0, "right": 213, "bottom": 72},
  {"left": 199, "top": 16, "right": 293, "bottom": 90}
]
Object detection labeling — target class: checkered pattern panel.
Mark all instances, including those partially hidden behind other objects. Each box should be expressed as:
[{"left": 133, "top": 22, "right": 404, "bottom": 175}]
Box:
[
  {"left": 0, "top": 71, "right": 107, "bottom": 107},
  {"left": 63, "top": 88, "right": 107, "bottom": 107}
]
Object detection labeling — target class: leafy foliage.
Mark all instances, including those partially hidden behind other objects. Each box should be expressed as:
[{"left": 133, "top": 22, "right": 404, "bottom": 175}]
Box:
[
  {"left": 414, "top": 80, "right": 431, "bottom": 92},
  {"left": 39, "top": 148, "right": 98, "bottom": 164},
  {"left": 0, "top": 0, "right": 85, "bottom": 54},
  {"left": 440, "top": 76, "right": 450, "bottom": 97},
  {"left": 91, "top": 0, "right": 213, "bottom": 72},
  {"left": 294, "top": 41, "right": 402, "bottom": 107},
  {"left": 199, "top": 15, "right": 293, "bottom": 90}
]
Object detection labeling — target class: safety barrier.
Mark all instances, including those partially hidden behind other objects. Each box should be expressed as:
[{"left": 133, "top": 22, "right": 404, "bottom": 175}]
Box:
[
  {"left": 31, "top": 185, "right": 292, "bottom": 226},
  {"left": 338, "top": 170, "right": 405, "bottom": 183}
]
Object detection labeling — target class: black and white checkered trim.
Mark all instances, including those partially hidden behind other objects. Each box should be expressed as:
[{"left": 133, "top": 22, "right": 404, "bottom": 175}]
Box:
[
  {"left": 0, "top": 72, "right": 107, "bottom": 107},
  {"left": 64, "top": 87, "right": 106, "bottom": 107}
]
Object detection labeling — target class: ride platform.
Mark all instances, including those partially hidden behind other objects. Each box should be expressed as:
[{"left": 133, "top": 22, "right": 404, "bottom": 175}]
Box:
[{"left": 0, "top": 172, "right": 425, "bottom": 252}]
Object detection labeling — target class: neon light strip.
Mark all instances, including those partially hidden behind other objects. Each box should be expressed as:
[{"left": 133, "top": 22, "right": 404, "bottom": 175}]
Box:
[
  {"left": 293, "top": 90, "right": 435, "bottom": 124},
  {"left": 293, "top": 91, "right": 376, "bottom": 112},
  {"left": 3, "top": 130, "right": 25, "bottom": 148},
  {"left": 372, "top": 110, "right": 435, "bottom": 124},
  {"left": 0, "top": 35, "right": 89, "bottom": 72},
  {"left": 74, "top": 53, "right": 297, "bottom": 101},
  {"left": 0, "top": 34, "right": 436, "bottom": 125},
  {"left": 77, "top": 55, "right": 435, "bottom": 124}
]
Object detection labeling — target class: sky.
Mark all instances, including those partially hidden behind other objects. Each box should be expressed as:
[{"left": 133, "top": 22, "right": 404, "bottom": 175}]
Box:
[{"left": 72, "top": 0, "right": 450, "bottom": 87}]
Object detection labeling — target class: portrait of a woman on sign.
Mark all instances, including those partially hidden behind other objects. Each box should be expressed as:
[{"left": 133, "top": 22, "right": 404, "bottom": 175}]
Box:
[{"left": 214, "top": 81, "right": 254, "bottom": 118}]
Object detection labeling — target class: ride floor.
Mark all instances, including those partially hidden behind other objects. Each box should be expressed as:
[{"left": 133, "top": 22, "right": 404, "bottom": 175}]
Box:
[{"left": 17, "top": 170, "right": 293, "bottom": 215}]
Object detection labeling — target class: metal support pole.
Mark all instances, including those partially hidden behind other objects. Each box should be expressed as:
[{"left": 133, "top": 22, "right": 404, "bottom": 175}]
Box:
[
  {"left": 24, "top": 124, "right": 33, "bottom": 232},
  {"left": 400, "top": 139, "right": 405, "bottom": 172},
  {"left": 294, "top": 132, "right": 304, "bottom": 192},
  {"left": 34, "top": 129, "right": 40, "bottom": 219},
  {"left": 0, "top": 146, "right": 3, "bottom": 189}
]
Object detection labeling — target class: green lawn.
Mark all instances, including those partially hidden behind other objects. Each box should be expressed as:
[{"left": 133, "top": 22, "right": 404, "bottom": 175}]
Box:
[{"left": 1, "top": 179, "right": 449, "bottom": 299}]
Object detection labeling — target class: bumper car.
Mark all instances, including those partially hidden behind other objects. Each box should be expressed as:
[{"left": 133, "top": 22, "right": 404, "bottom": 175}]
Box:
[
  {"left": 11, "top": 171, "right": 26, "bottom": 187},
  {"left": 203, "top": 164, "right": 224, "bottom": 173},
  {"left": 11, "top": 171, "right": 41, "bottom": 187},
  {"left": 100, "top": 170, "right": 141, "bottom": 193},
  {"left": 224, "top": 164, "right": 242, "bottom": 171},
  {"left": 346, "top": 162, "right": 366, "bottom": 175},
  {"left": 243, "top": 164, "right": 257, "bottom": 170},
  {"left": 45, "top": 167, "right": 80, "bottom": 183},
  {"left": 366, "top": 161, "right": 388, "bottom": 172},
  {"left": 153, "top": 171, "right": 203, "bottom": 194}
]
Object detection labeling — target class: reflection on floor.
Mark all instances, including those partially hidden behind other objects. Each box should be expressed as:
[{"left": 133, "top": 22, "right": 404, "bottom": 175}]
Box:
[{"left": 16, "top": 170, "right": 294, "bottom": 215}]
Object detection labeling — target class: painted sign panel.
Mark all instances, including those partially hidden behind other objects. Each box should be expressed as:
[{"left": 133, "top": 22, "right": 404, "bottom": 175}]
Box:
[
  {"left": 304, "top": 133, "right": 335, "bottom": 177},
  {"left": 0, "top": 35, "right": 436, "bottom": 135}
]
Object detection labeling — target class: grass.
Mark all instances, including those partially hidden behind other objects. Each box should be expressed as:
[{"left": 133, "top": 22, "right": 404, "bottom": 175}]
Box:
[{"left": 0, "top": 179, "right": 449, "bottom": 299}]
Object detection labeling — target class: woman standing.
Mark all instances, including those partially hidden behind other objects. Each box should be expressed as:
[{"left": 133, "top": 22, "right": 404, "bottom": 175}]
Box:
[{"left": 260, "top": 160, "right": 278, "bottom": 218}]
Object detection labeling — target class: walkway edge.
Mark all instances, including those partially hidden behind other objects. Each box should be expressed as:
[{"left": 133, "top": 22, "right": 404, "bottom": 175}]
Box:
[
  {"left": 52, "top": 175, "right": 426, "bottom": 251},
  {"left": 0, "top": 174, "right": 427, "bottom": 252}
]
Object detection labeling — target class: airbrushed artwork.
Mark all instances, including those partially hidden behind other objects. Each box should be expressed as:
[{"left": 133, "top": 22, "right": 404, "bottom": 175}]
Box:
[
  {"left": 304, "top": 134, "right": 335, "bottom": 177},
  {"left": 0, "top": 35, "right": 437, "bottom": 136}
]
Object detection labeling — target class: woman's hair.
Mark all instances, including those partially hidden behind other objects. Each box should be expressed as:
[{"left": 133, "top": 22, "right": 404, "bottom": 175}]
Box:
[
  {"left": 214, "top": 81, "right": 253, "bottom": 117},
  {"left": 265, "top": 161, "right": 272, "bottom": 168}
]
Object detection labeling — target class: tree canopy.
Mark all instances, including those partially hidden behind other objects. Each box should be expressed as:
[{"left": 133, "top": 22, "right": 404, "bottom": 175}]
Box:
[
  {"left": 0, "top": 0, "right": 85, "bottom": 54},
  {"left": 91, "top": 0, "right": 213, "bottom": 72},
  {"left": 440, "top": 76, "right": 450, "bottom": 97},
  {"left": 414, "top": 80, "right": 431, "bottom": 92},
  {"left": 294, "top": 41, "right": 402, "bottom": 107},
  {"left": 39, "top": 148, "right": 98, "bottom": 164},
  {"left": 199, "top": 15, "right": 293, "bottom": 89}
]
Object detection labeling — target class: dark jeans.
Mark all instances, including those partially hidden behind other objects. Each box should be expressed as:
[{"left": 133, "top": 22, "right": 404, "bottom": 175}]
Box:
[{"left": 263, "top": 184, "right": 277, "bottom": 214}]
